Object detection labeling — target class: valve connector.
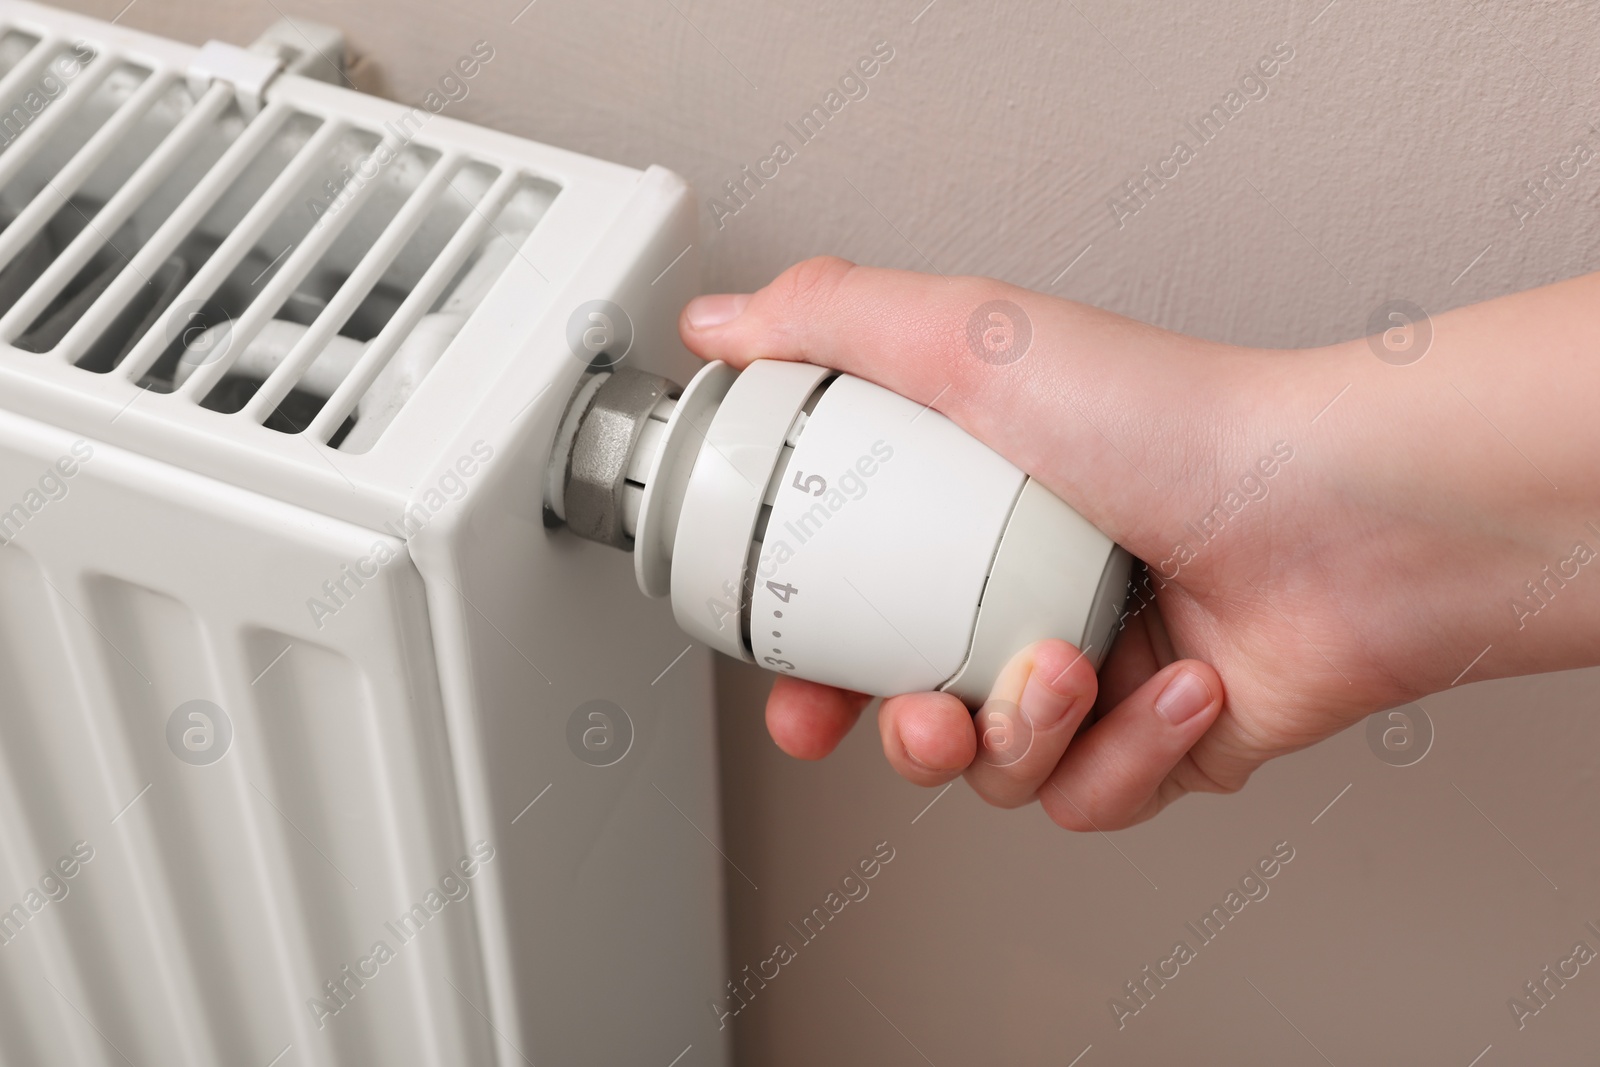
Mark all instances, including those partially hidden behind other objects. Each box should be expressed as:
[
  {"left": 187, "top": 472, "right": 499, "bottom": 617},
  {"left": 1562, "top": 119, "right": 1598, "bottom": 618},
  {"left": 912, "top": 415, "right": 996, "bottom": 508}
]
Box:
[{"left": 548, "top": 368, "right": 678, "bottom": 550}]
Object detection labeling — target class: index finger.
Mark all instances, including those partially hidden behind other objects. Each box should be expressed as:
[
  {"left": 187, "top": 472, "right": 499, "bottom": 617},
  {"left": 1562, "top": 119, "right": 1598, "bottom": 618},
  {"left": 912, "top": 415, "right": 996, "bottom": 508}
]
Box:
[{"left": 765, "top": 673, "right": 872, "bottom": 760}]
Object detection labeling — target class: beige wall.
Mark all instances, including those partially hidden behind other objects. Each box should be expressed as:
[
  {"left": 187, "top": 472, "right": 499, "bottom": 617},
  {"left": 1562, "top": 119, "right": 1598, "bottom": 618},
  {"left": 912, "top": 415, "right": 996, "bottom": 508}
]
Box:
[{"left": 67, "top": 0, "right": 1600, "bottom": 1061}]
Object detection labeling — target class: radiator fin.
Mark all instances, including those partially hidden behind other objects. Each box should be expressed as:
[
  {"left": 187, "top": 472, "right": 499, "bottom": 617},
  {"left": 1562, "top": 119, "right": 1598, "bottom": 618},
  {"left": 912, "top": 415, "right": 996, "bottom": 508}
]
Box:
[{"left": 0, "top": 544, "right": 137, "bottom": 1067}]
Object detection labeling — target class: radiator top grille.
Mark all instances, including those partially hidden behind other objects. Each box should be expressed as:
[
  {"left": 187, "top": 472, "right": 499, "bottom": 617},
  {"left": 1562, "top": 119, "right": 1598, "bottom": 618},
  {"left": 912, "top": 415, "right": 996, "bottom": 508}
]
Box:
[
  {"left": 0, "top": 0, "right": 660, "bottom": 532},
  {"left": 0, "top": 13, "right": 560, "bottom": 455}
]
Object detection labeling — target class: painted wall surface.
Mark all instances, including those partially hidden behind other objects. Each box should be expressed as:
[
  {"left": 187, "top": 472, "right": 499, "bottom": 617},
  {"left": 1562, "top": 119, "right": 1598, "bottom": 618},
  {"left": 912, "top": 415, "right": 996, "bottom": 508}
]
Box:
[{"left": 63, "top": 0, "right": 1600, "bottom": 1062}]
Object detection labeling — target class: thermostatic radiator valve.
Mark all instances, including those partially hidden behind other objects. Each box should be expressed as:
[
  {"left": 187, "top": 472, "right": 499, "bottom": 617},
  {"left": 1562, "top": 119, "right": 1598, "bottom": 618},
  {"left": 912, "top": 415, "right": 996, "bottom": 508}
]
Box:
[{"left": 545, "top": 360, "right": 1133, "bottom": 704}]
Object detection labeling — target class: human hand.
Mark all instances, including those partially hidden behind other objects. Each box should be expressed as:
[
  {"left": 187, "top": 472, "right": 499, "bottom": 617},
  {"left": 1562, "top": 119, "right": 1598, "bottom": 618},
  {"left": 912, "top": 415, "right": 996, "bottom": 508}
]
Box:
[{"left": 679, "top": 257, "right": 1600, "bottom": 829}]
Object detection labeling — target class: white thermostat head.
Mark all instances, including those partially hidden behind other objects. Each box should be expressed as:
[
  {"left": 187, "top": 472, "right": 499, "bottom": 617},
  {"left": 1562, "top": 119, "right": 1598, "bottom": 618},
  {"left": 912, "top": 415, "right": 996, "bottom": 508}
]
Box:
[{"left": 547, "top": 360, "right": 1132, "bottom": 704}]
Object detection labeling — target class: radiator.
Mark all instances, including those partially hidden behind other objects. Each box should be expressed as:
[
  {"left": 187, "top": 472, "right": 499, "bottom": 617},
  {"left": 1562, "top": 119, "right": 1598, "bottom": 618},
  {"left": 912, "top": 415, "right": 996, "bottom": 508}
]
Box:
[{"left": 0, "top": 3, "right": 727, "bottom": 1064}]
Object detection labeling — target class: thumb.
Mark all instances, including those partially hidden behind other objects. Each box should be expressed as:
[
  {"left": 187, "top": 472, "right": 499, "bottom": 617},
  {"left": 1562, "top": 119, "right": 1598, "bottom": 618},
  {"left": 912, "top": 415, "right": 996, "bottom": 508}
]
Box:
[{"left": 678, "top": 256, "right": 1232, "bottom": 545}]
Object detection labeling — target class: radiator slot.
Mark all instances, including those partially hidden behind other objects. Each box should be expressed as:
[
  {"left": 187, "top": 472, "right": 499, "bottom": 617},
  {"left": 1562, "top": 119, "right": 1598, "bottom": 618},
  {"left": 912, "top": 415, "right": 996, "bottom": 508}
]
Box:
[
  {"left": 4, "top": 74, "right": 228, "bottom": 358},
  {"left": 0, "top": 30, "right": 42, "bottom": 89},
  {"left": 0, "top": 544, "right": 139, "bottom": 1067},
  {"left": 146, "top": 120, "right": 379, "bottom": 394},
  {"left": 242, "top": 626, "right": 392, "bottom": 1064},
  {"left": 82, "top": 573, "right": 250, "bottom": 1061},
  {"left": 0, "top": 36, "right": 103, "bottom": 162},
  {"left": 303, "top": 166, "right": 561, "bottom": 453}
]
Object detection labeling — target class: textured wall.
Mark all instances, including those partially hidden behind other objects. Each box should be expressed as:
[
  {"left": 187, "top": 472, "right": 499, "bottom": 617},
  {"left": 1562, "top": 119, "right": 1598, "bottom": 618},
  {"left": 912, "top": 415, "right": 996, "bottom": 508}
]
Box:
[{"left": 64, "top": 0, "right": 1600, "bottom": 1062}]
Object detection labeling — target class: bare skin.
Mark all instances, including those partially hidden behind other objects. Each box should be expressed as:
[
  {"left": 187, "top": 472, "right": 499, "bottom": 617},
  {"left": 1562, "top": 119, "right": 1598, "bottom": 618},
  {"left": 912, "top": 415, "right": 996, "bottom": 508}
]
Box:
[{"left": 678, "top": 257, "right": 1600, "bottom": 831}]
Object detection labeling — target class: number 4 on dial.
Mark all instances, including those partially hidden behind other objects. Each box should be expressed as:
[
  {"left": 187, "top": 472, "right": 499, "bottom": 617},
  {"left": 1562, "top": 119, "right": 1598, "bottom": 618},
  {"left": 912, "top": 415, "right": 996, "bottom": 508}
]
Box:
[{"left": 765, "top": 581, "right": 798, "bottom": 602}]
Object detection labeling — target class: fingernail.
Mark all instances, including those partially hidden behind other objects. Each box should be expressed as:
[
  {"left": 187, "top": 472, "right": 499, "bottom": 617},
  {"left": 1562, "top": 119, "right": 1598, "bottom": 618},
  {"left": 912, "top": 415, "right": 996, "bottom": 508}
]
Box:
[
  {"left": 685, "top": 293, "right": 750, "bottom": 330},
  {"left": 1154, "top": 670, "right": 1212, "bottom": 725},
  {"left": 1020, "top": 669, "right": 1072, "bottom": 729},
  {"left": 901, "top": 731, "right": 959, "bottom": 773}
]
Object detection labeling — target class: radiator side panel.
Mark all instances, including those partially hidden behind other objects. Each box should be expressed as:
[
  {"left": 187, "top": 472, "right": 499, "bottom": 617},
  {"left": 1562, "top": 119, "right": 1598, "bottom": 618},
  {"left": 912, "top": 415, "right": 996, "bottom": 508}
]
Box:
[{"left": 410, "top": 165, "right": 732, "bottom": 1066}]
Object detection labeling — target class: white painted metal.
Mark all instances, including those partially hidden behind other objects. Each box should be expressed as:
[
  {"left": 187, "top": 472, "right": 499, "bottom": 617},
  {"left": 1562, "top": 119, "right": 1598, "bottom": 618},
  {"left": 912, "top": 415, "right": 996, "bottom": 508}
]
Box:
[
  {"left": 0, "top": 3, "right": 727, "bottom": 1065},
  {"left": 0, "top": 81, "right": 235, "bottom": 339},
  {"left": 304, "top": 167, "right": 524, "bottom": 446},
  {"left": 239, "top": 152, "right": 466, "bottom": 424}
]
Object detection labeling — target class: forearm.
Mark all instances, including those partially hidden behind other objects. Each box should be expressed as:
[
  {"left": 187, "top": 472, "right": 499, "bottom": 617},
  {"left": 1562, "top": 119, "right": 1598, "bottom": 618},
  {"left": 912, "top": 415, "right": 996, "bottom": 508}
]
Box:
[{"left": 1275, "top": 271, "right": 1600, "bottom": 694}]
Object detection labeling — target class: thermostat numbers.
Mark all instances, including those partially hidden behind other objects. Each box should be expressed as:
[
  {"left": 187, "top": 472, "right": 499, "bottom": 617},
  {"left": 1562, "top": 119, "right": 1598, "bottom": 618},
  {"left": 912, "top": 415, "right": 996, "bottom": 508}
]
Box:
[{"left": 760, "top": 580, "right": 798, "bottom": 673}]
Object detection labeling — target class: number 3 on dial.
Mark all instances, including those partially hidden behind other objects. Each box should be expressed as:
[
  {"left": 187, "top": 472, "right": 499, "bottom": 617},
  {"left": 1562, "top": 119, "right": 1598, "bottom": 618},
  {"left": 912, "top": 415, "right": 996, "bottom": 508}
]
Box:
[{"left": 764, "top": 656, "right": 796, "bottom": 670}]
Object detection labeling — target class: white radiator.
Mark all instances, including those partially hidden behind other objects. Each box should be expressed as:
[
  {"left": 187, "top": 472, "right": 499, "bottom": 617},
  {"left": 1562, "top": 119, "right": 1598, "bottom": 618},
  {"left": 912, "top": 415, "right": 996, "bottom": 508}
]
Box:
[{"left": 0, "top": 3, "right": 727, "bottom": 1064}]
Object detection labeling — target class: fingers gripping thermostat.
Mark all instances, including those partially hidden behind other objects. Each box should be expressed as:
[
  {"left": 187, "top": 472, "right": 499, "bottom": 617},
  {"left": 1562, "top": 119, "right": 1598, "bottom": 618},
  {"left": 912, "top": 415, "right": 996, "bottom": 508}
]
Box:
[{"left": 545, "top": 360, "right": 1133, "bottom": 704}]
